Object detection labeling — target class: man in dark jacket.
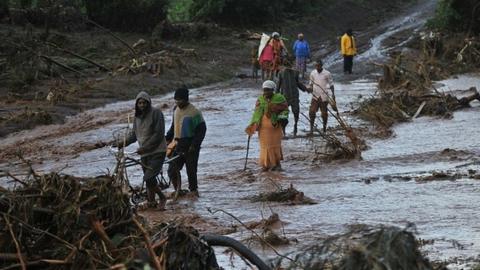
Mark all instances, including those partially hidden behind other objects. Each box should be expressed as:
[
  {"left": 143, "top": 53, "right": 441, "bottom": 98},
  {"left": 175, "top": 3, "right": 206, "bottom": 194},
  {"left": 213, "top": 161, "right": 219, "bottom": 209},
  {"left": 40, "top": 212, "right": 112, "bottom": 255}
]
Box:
[
  {"left": 166, "top": 87, "right": 206, "bottom": 198},
  {"left": 115, "top": 91, "right": 168, "bottom": 210},
  {"left": 276, "top": 61, "right": 308, "bottom": 136}
]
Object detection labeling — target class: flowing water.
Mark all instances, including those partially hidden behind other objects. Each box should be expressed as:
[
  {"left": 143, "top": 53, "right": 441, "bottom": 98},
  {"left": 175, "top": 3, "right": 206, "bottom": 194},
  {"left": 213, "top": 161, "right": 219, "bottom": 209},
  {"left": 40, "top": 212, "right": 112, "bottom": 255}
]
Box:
[{"left": 2, "top": 0, "right": 480, "bottom": 268}]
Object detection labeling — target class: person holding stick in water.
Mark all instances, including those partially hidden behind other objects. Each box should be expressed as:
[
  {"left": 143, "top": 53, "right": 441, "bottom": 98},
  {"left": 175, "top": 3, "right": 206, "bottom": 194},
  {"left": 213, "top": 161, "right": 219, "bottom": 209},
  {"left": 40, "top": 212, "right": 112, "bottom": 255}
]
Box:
[
  {"left": 307, "top": 59, "right": 338, "bottom": 134},
  {"left": 245, "top": 80, "right": 289, "bottom": 172}
]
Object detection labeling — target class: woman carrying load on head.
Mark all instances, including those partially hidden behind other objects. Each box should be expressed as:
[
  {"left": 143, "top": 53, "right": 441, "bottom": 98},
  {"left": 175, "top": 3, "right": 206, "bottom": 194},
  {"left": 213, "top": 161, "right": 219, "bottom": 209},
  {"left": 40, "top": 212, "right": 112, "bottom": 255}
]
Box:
[
  {"left": 259, "top": 40, "right": 274, "bottom": 80},
  {"left": 270, "top": 32, "right": 288, "bottom": 77}
]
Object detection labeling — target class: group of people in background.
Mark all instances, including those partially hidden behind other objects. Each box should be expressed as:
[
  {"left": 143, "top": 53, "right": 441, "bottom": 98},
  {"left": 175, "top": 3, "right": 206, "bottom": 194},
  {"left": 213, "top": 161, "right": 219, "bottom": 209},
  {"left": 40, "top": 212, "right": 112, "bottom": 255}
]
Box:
[
  {"left": 246, "top": 29, "right": 356, "bottom": 172},
  {"left": 113, "top": 29, "right": 357, "bottom": 209},
  {"left": 254, "top": 29, "right": 356, "bottom": 80}
]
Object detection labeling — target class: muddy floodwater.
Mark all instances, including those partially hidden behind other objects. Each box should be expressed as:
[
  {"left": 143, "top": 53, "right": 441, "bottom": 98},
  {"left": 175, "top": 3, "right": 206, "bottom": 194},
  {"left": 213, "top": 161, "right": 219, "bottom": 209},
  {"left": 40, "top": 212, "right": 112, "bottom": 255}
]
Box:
[
  {"left": 2, "top": 0, "right": 480, "bottom": 267},
  {"left": 2, "top": 74, "right": 480, "bottom": 268}
]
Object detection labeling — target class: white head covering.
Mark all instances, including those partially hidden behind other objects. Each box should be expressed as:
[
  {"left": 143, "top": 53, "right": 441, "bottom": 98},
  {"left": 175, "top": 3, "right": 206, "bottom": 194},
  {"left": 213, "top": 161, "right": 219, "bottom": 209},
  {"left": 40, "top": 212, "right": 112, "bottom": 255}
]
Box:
[
  {"left": 262, "top": 80, "right": 276, "bottom": 90},
  {"left": 272, "top": 32, "right": 280, "bottom": 37}
]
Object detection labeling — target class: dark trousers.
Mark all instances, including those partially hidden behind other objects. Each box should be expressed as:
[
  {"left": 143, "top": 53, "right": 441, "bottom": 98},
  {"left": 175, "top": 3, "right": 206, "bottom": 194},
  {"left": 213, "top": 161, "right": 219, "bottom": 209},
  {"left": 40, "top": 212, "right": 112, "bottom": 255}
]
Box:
[
  {"left": 141, "top": 152, "right": 166, "bottom": 200},
  {"left": 167, "top": 148, "right": 200, "bottom": 192},
  {"left": 343, "top": 55, "right": 353, "bottom": 74}
]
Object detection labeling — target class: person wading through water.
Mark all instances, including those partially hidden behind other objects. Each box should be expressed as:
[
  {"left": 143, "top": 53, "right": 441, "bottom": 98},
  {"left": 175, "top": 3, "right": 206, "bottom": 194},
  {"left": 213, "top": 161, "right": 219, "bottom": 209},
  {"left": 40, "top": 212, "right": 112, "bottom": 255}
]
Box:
[
  {"left": 259, "top": 38, "right": 274, "bottom": 80},
  {"left": 276, "top": 60, "right": 308, "bottom": 136},
  {"left": 341, "top": 28, "right": 357, "bottom": 74},
  {"left": 292, "top": 33, "right": 311, "bottom": 79},
  {"left": 114, "top": 91, "right": 168, "bottom": 210},
  {"left": 166, "top": 87, "right": 206, "bottom": 198},
  {"left": 308, "top": 59, "right": 337, "bottom": 134},
  {"left": 270, "top": 32, "right": 288, "bottom": 78},
  {"left": 245, "top": 80, "right": 289, "bottom": 171}
]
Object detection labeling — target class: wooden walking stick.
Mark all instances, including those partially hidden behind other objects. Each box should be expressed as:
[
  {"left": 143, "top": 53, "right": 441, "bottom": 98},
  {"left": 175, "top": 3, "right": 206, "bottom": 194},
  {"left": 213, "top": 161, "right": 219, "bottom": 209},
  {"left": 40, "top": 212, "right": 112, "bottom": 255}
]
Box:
[{"left": 244, "top": 135, "right": 251, "bottom": 171}]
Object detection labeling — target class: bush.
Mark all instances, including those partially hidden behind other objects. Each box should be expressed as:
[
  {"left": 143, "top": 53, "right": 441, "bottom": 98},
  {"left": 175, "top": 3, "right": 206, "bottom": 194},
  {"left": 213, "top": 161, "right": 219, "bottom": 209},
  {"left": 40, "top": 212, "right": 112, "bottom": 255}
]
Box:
[
  {"left": 84, "top": 0, "right": 168, "bottom": 32},
  {"left": 189, "top": 0, "right": 317, "bottom": 26},
  {"left": 168, "top": 0, "right": 193, "bottom": 22},
  {"left": 428, "top": 0, "right": 480, "bottom": 34}
]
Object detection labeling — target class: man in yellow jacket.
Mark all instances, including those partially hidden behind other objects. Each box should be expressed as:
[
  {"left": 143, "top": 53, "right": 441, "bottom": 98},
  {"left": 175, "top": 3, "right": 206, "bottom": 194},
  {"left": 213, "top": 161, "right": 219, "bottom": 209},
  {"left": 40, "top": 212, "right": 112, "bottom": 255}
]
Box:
[{"left": 341, "top": 29, "right": 357, "bottom": 74}]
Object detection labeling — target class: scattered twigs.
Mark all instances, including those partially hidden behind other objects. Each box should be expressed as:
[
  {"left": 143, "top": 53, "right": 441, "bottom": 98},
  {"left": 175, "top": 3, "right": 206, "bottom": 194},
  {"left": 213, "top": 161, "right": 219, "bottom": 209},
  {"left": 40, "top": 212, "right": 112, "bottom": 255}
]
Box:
[
  {"left": 5, "top": 172, "right": 28, "bottom": 187},
  {"left": 87, "top": 19, "right": 137, "bottom": 56},
  {"left": 45, "top": 42, "right": 112, "bottom": 72},
  {"left": 40, "top": 55, "right": 86, "bottom": 76},
  {"left": 307, "top": 81, "right": 362, "bottom": 156},
  {"left": 3, "top": 214, "right": 26, "bottom": 270},
  {"left": 207, "top": 207, "right": 296, "bottom": 264},
  {"left": 0, "top": 253, "right": 24, "bottom": 261},
  {"left": 90, "top": 218, "right": 116, "bottom": 253},
  {"left": 133, "top": 217, "right": 162, "bottom": 270},
  {"left": 3, "top": 213, "right": 76, "bottom": 250},
  {"left": 299, "top": 111, "right": 358, "bottom": 159}
]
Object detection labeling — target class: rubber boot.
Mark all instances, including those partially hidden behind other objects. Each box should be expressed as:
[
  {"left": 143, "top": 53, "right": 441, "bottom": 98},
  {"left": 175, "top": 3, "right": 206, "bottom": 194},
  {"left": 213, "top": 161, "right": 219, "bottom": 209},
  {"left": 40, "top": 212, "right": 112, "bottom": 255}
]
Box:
[
  {"left": 146, "top": 189, "right": 157, "bottom": 208},
  {"left": 153, "top": 186, "right": 166, "bottom": 210},
  {"left": 171, "top": 170, "right": 181, "bottom": 200}
]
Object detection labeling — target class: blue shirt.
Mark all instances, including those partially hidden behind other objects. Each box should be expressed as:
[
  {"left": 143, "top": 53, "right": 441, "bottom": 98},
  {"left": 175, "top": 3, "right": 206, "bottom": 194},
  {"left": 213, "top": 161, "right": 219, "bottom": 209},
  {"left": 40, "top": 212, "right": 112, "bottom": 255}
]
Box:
[{"left": 293, "top": 40, "right": 310, "bottom": 58}]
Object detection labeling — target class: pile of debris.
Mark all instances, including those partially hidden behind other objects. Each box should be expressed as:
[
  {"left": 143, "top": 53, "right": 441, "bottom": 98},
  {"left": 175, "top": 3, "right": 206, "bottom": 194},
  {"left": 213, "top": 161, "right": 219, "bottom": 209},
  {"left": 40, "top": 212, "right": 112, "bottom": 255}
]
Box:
[
  {"left": 116, "top": 41, "right": 195, "bottom": 76},
  {"left": 245, "top": 213, "right": 291, "bottom": 246},
  {"left": 356, "top": 31, "right": 480, "bottom": 136},
  {"left": 248, "top": 184, "right": 316, "bottom": 205},
  {"left": 356, "top": 86, "right": 480, "bottom": 133},
  {"left": 0, "top": 170, "right": 218, "bottom": 269},
  {"left": 275, "top": 224, "right": 445, "bottom": 270}
]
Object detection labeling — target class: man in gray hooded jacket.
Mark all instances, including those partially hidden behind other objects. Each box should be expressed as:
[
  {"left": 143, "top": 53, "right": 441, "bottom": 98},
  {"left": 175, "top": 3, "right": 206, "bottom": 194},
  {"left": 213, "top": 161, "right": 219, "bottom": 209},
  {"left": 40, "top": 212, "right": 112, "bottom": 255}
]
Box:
[{"left": 116, "top": 91, "right": 168, "bottom": 210}]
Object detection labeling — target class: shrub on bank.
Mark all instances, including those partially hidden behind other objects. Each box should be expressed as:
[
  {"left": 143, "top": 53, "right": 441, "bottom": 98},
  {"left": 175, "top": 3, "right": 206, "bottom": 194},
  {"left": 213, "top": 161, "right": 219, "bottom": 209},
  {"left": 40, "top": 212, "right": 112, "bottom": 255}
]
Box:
[{"left": 428, "top": 0, "right": 480, "bottom": 34}]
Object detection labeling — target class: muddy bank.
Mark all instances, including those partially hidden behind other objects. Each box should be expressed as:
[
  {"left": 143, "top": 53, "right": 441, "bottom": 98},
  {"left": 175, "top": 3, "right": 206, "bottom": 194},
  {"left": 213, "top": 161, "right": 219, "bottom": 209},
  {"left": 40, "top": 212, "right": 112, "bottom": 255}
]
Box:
[{"left": 0, "top": 23, "right": 242, "bottom": 138}]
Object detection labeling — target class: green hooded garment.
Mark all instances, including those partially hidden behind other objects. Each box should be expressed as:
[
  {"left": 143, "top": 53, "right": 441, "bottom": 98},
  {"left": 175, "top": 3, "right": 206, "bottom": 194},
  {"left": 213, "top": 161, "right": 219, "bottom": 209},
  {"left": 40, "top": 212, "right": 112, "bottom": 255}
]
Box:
[{"left": 249, "top": 93, "right": 289, "bottom": 126}]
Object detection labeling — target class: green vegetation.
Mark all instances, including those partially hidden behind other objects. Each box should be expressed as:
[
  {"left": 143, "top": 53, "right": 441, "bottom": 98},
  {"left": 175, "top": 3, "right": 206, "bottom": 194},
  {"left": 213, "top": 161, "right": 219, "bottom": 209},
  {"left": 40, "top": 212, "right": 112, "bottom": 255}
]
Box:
[
  {"left": 428, "top": 0, "right": 480, "bottom": 34},
  {"left": 168, "top": 0, "right": 193, "bottom": 22}
]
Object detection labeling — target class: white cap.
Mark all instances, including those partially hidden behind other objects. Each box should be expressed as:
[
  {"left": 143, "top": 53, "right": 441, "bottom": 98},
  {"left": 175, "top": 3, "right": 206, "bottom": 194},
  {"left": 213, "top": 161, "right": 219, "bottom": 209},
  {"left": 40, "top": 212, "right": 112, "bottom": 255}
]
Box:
[
  {"left": 272, "top": 32, "right": 280, "bottom": 37},
  {"left": 262, "top": 80, "right": 276, "bottom": 90}
]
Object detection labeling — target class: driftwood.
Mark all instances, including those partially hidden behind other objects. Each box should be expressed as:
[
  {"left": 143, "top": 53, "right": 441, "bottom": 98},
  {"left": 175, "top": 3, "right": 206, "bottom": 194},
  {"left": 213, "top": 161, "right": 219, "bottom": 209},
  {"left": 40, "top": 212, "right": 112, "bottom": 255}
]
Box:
[
  {"left": 0, "top": 158, "right": 223, "bottom": 269},
  {"left": 40, "top": 55, "right": 86, "bottom": 76},
  {"left": 357, "top": 87, "right": 480, "bottom": 136},
  {"left": 46, "top": 42, "right": 111, "bottom": 72},
  {"left": 133, "top": 217, "right": 162, "bottom": 270},
  {"left": 413, "top": 101, "right": 427, "bottom": 118}
]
